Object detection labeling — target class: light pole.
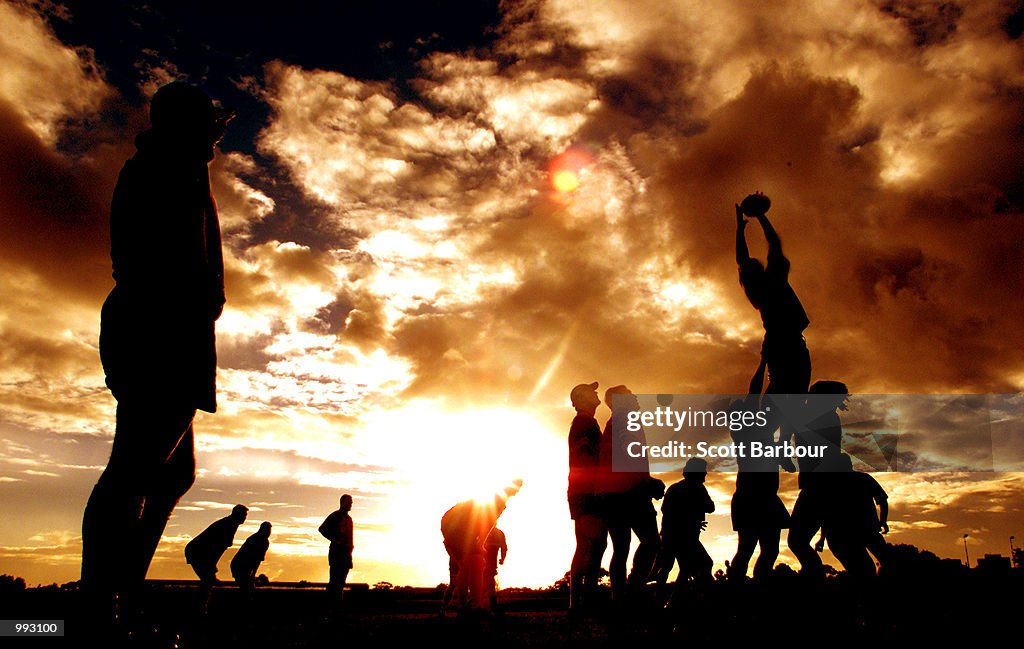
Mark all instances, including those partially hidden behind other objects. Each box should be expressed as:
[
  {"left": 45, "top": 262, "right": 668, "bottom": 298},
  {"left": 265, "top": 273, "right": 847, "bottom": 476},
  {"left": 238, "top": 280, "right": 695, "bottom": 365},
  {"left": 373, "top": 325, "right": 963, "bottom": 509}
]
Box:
[{"left": 962, "top": 533, "right": 970, "bottom": 568}]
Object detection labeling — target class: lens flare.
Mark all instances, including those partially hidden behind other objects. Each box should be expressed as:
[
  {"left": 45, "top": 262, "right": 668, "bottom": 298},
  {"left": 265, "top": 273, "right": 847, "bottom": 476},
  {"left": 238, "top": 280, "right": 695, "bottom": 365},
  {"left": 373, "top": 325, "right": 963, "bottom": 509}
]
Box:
[{"left": 549, "top": 146, "right": 593, "bottom": 195}]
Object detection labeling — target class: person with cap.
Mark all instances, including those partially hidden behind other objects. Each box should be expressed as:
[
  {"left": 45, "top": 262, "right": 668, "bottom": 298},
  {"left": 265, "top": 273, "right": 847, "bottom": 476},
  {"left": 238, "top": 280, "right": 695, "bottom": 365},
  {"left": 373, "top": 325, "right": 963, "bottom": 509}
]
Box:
[
  {"left": 231, "top": 521, "right": 272, "bottom": 596},
  {"left": 567, "top": 381, "right": 606, "bottom": 614},
  {"left": 596, "top": 385, "right": 664, "bottom": 602},
  {"left": 319, "top": 494, "right": 355, "bottom": 602},
  {"left": 81, "top": 81, "right": 234, "bottom": 617},
  {"left": 185, "top": 504, "right": 248, "bottom": 611}
]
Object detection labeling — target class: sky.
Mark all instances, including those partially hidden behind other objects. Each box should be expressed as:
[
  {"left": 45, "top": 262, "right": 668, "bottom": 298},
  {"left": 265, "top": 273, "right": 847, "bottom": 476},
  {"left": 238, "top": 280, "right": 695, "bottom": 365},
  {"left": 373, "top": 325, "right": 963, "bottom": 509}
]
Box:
[{"left": 0, "top": 0, "right": 1022, "bottom": 587}]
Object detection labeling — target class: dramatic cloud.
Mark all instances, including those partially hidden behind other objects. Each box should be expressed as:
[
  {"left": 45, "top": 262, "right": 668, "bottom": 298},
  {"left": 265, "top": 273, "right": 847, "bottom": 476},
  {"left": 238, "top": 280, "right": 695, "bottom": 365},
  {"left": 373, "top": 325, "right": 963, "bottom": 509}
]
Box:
[{"left": 1, "top": 0, "right": 1022, "bottom": 586}]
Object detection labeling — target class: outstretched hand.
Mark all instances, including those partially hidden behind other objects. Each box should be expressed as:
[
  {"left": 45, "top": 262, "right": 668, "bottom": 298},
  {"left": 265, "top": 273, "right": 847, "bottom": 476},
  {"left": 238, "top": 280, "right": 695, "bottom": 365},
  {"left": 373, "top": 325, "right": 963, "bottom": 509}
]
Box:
[{"left": 699, "top": 521, "right": 708, "bottom": 532}]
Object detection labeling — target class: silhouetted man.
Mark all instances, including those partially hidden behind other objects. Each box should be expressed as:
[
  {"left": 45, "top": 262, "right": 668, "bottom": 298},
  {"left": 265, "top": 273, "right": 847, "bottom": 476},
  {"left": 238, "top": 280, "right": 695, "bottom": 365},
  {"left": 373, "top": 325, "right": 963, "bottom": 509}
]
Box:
[
  {"left": 320, "top": 494, "right": 354, "bottom": 601},
  {"left": 597, "top": 385, "right": 663, "bottom": 601},
  {"left": 231, "top": 521, "right": 272, "bottom": 595},
  {"left": 789, "top": 381, "right": 848, "bottom": 579},
  {"left": 817, "top": 453, "right": 889, "bottom": 580},
  {"left": 186, "top": 504, "right": 247, "bottom": 610},
  {"left": 440, "top": 480, "right": 522, "bottom": 615},
  {"left": 186, "top": 504, "right": 248, "bottom": 581},
  {"left": 658, "top": 458, "right": 715, "bottom": 596},
  {"left": 735, "top": 194, "right": 810, "bottom": 471},
  {"left": 81, "top": 81, "right": 232, "bottom": 616},
  {"left": 567, "top": 381, "right": 607, "bottom": 613},
  {"left": 729, "top": 360, "right": 790, "bottom": 581},
  {"left": 484, "top": 527, "right": 507, "bottom": 610}
]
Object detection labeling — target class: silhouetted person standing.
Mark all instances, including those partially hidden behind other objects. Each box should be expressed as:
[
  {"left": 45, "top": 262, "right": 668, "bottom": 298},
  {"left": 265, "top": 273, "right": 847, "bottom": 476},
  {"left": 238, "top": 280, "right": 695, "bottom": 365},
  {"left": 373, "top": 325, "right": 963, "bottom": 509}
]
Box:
[
  {"left": 567, "top": 381, "right": 607, "bottom": 613},
  {"left": 735, "top": 193, "right": 810, "bottom": 472},
  {"left": 789, "top": 380, "right": 848, "bottom": 579},
  {"left": 186, "top": 504, "right": 247, "bottom": 611},
  {"left": 320, "top": 494, "right": 354, "bottom": 601},
  {"left": 81, "top": 81, "right": 232, "bottom": 618},
  {"left": 729, "top": 360, "right": 790, "bottom": 581},
  {"left": 231, "top": 521, "right": 271, "bottom": 595},
  {"left": 484, "top": 527, "right": 507, "bottom": 610},
  {"left": 597, "top": 385, "right": 663, "bottom": 601}
]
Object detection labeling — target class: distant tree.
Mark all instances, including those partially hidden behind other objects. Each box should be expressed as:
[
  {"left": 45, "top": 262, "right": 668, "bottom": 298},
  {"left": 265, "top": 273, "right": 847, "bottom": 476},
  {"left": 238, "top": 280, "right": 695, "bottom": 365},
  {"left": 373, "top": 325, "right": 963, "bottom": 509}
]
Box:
[
  {"left": 255, "top": 574, "right": 269, "bottom": 587},
  {"left": 773, "top": 563, "right": 798, "bottom": 579},
  {"left": 549, "top": 568, "right": 609, "bottom": 591},
  {"left": 0, "top": 575, "right": 26, "bottom": 596},
  {"left": 373, "top": 581, "right": 394, "bottom": 590}
]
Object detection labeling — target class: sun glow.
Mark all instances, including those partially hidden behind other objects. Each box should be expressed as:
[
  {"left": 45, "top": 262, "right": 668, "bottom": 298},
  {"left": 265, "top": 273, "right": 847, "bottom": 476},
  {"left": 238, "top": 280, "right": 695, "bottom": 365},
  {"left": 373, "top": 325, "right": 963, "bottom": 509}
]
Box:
[
  {"left": 549, "top": 146, "right": 594, "bottom": 195},
  {"left": 356, "top": 402, "right": 573, "bottom": 587}
]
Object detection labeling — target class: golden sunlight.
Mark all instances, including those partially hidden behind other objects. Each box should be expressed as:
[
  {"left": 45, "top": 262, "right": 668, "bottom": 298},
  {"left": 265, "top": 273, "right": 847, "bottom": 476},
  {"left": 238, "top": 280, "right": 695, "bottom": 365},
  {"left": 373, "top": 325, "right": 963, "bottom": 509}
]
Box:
[{"left": 357, "top": 402, "right": 573, "bottom": 587}]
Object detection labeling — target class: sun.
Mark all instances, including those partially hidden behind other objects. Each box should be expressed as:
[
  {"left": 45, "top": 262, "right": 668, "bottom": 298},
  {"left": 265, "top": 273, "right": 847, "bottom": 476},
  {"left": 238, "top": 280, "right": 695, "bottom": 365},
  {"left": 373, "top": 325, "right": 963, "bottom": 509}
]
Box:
[
  {"left": 549, "top": 146, "right": 593, "bottom": 195},
  {"left": 357, "top": 402, "right": 573, "bottom": 588},
  {"left": 552, "top": 168, "right": 580, "bottom": 193}
]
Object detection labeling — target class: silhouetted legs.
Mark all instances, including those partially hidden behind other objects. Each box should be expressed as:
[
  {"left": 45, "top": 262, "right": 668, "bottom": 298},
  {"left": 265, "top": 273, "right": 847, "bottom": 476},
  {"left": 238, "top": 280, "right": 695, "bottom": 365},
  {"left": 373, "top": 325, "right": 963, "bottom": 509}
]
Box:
[
  {"left": 442, "top": 547, "right": 460, "bottom": 614},
  {"left": 627, "top": 512, "right": 660, "bottom": 591},
  {"left": 607, "top": 524, "right": 631, "bottom": 600},
  {"left": 762, "top": 338, "right": 811, "bottom": 470},
  {"left": 327, "top": 545, "right": 351, "bottom": 603},
  {"left": 731, "top": 528, "right": 781, "bottom": 581},
  {"left": 82, "top": 400, "right": 196, "bottom": 615},
  {"left": 607, "top": 505, "right": 660, "bottom": 601},
  {"left": 570, "top": 514, "right": 606, "bottom": 611},
  {"left": 788, "top": 488, "right": 824, "bottom": 579}
]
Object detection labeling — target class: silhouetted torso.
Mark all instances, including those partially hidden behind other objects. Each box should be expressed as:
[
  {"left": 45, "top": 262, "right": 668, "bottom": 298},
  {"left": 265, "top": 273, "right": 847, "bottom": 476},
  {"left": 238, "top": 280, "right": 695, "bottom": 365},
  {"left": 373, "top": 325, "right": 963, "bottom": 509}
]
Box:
[
  {"left": 661, "top": 480, "right": 713, "bottom": 539},
  {"left": 100, "top": 129, "right": 224, "bottom": 413},
  {"left": 186, "top": 515, "right": 240, "bottom": 569},
  {"left": 321, "top": 510, "right": 354, "bottom": 558},
  {"left": 231, "top": 531, "right": 269, "bottom": 576},
  {"left": 567, "top": 413, "right": 601, "bottom": 517},
  {"left": 740, "top": 254, "right": 809, "bottom": 340}
]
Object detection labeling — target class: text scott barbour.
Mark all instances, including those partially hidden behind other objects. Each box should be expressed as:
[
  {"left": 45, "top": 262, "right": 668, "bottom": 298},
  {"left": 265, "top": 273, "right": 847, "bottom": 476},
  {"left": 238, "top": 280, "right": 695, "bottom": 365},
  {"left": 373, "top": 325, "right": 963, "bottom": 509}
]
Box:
[{"left": 625, "top": 440, "right": 829, "bottom": 459}]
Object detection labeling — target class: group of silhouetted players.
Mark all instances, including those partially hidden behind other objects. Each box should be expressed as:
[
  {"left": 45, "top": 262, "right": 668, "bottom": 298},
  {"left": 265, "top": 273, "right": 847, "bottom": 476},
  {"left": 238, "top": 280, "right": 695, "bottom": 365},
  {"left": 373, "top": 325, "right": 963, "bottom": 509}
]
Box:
[
  {"left": 182, "top": 495, "right": 354, "bottom": 612},
  {"left": 563, "top": 195, "right": 890, "bottom": 613}
]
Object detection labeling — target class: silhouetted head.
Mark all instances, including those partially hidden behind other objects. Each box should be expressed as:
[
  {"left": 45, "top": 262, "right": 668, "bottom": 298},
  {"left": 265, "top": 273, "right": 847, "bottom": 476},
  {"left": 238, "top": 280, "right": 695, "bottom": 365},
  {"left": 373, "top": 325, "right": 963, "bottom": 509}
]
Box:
[
  {"left": 683, "top": 457, "right": 708, "bottom": 482},
  {"left": 231, "top": 504, "right": 248, "bottom": 523},
  {"left": 149, "top": 81, "right": 233, "bottom": 162},
  {"left": 340, "top": 494, "right": 353, "bottom": 513},
  {"left": 605, "top": 385, "right": 639, "bottom": 414},
  {"left": 259, "top": 521, "right": 272, "bottom": 536},
  {"left": 570, "top": 381, "right": 600, "bottom": 415},
  {"left": 810, "top": 380, "right": 850, "bottom": 411}
]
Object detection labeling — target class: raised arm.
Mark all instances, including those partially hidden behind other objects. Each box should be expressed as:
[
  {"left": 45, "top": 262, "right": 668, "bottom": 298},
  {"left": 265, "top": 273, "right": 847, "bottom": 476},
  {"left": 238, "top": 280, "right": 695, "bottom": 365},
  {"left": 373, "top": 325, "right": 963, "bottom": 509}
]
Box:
[
  {"left": 735, "top": 204, "right": 752, "bottom": 266},
  {"left": 756, "top": 214, "right": 787, "bottom": 269}
]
